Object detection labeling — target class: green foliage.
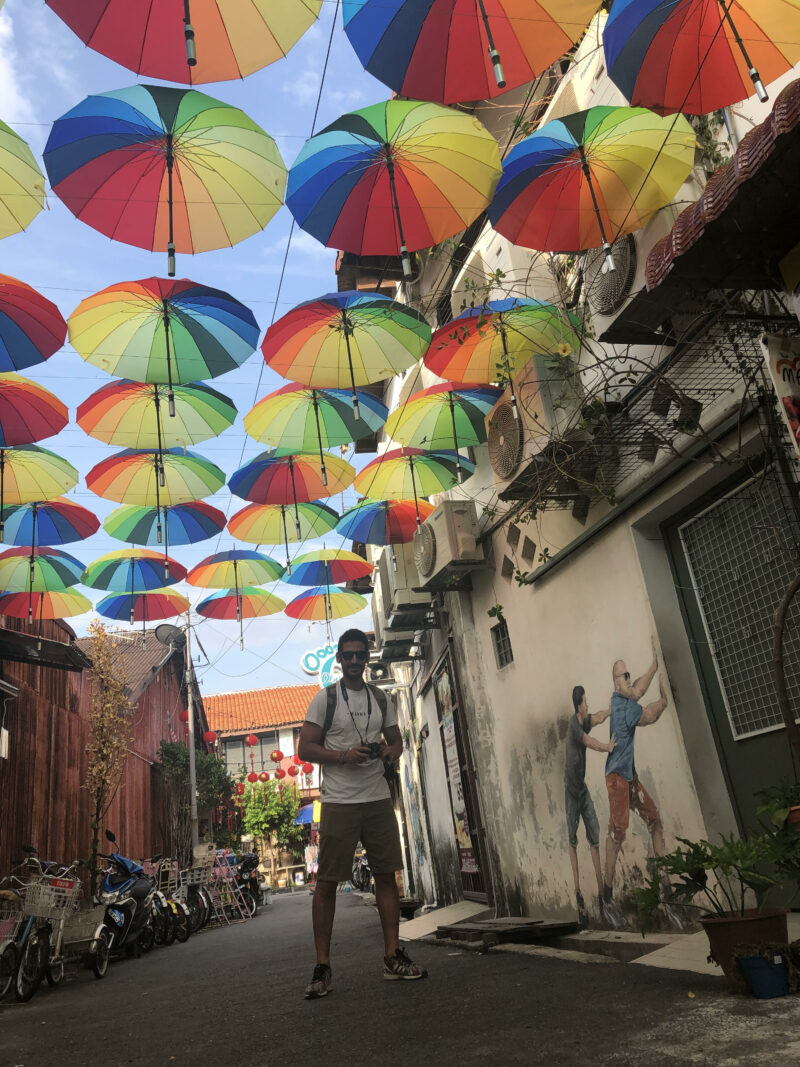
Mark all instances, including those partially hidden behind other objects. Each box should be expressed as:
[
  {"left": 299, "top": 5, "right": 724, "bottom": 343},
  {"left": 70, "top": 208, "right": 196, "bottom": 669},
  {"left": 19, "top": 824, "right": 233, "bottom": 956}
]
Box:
[
  {"left": 157, "top": 741, "right": 233, "bottom": 810},
  {"left": 487, "top": 603, "right": 505, "bottom": 623},
  {"left": 693, "top": 111, "right": 730, "bottom": 173},
  {"left": 240, "top": 779, "right": 303, "bottom": 851},
  {"left": 755, "top": 780, "right": 800, "bottom": 829},
  {"left": 755, "top": 781, "right": 800, "bottom": 900}
]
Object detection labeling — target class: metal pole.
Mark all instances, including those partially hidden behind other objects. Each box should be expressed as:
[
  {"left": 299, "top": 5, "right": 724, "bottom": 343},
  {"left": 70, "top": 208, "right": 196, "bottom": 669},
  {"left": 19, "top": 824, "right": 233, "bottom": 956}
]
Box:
[
  {"left": 185, "top": 613, "right": 199, "bottom": 849},
  {"left": 477, "top": 0, "right": 506, "bottom": 87},
  {"left": 578, "top": 144, "right": 615, "bottom": 273}
]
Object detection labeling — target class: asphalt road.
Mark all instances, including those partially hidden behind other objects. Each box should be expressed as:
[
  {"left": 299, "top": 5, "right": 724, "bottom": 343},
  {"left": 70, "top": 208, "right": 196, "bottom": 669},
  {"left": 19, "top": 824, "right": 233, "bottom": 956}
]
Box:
[{"left": 2, "top": 892, "right": 799, "bottom": 1067}]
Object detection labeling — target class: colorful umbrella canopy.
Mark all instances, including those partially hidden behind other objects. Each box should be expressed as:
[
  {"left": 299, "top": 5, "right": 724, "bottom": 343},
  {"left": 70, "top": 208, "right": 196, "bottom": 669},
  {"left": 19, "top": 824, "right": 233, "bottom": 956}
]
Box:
[
  {"left": 46, "top": 0, "right": 322, "bottom": 85},
  {"left": 67, "top": 278, "right": 259, "bottom": 407},
  {"left": 227, "top": 500, "right": 339, "bottom": 573},
  {"left": 343, "top": 0, "right": 600, "bottom": 105},
  {"left": 353, "top": 447, "right": 473, "bottom": 525},
  {"left": 603, "top": 0, "right": 800, "bottom": 115},
  {"left": 83, "top": 548, "right": 187, "bottom": 592},
  {"left": 195, "top": 585, "right": 286, "bottom": 649},
  {"left": 86, "top": 448, "right": 225, "bottom": 508},
  {"left": 229, "top": 451, "right": 355, "bottom": 538},
  {"left": 245, "top": 384, "right": 386, "bottom": 485},
  {"left": 487, "top": 106, "right": 696, "bottom": 271},
  {"left": 43, "top": 84, "right": 287, "bottom": 276},
  {"left": 105, "top": 501, "right": 226, "bottom": 547},
  {"left": 284, "top": 584, "right": 367, "bottom": 622},
  {"left": 0, "top": 588, "right": 91, "bottom": 621},
  {"left": 1, "top": 498, "right": 99, "bottom": 548},
  {"left": 0, "top": 546, "right": 84, "bottom": 592},
  {"left": 336, "top": 498, "right": 435, "bottom": 545},
  {"left": 77, "top": 380, "right": 237, "bottom": 451},
  {"left": 96, "top": 588, "right": 190, "bottom": 630},
  {"left": 0, "top": 446, "right": 79, "bottom": 542},
  {"left": 187, "top": 549, "right": 285, "bottom": 589},
  {"left": 0, "top": 277, "right": 67, "bottom": 372},
  {"left": 0, "top": 120, "right": 46, "bottom": 240},
  {"left": 284, "top": 548, "right": 372, "bottom": 587},
  {"left": 0, "top": 374, "right": 68, "bottom": 446},
  {"left": 262, "top": 291, "right": 430, "bottom": 412},
  {"left": 386, "top": 382, "right": 502, "bottom": 480},
  {"left": 286, "top": 99, "right": 502, "bottom": 278}
]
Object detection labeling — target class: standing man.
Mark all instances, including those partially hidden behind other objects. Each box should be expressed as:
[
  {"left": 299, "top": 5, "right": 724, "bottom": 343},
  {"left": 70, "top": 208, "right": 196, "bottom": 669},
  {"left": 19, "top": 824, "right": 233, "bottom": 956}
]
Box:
[
  {"left": 564, "top": 685, "right": 616, "bottom": 923},
  {"left": 297, "top": 628, "right": 427, "bottom": 999},
  {"left": 602, "top": 652, "right": 668, "bottom": 927}
]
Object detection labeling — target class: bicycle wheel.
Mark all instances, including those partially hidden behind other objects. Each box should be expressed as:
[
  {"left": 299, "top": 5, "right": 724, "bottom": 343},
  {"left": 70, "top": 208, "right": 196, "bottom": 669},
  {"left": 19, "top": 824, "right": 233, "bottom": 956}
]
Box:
[
  {"left": 45, "top": 956, "right": 64, "bottom": 987},
  {"left": 137, "top": 920, "right": 155, "bottom": 954},
  {"left": 15, "top": 928, "right": 47, "bottom": 1002},
  {"left": 0, "top": 943, "right": 16, "bottom": 1001},
  {"left": 152, "top": 909, "right": 168, "bottom": 946},
  {"left": 173, "top": 904, "right": 191, "bottom": 944},
  {"left": 185, "top": 890, "right": 202, "bottom": 933},
  {"left": 163, "top": 908, "right": 177, "bottom": 946},
  {"left": 198, "top": 887, "right": 212, "bottom": 927},
  {"left": 239, "top": 888, "right": 257, "bottom": 919},
  {"left": 91, "top": 930, "right": 110, "bottom": 979}
]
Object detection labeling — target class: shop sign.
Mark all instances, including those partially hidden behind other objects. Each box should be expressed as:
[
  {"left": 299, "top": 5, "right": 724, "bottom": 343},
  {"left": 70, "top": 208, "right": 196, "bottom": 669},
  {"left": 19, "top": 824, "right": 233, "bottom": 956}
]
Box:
[{"left": 300, "top": 644, "right": 342, "bottom": 688}]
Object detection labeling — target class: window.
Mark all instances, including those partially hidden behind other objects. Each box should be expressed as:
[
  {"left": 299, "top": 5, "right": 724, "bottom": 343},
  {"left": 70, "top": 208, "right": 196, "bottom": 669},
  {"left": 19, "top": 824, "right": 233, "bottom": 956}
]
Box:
[
  {"left": 223, "top": 739, "right": 244, "bottom": 775},
  {"left": 490, "top": 620, "right": 513, "bottom": 669}
]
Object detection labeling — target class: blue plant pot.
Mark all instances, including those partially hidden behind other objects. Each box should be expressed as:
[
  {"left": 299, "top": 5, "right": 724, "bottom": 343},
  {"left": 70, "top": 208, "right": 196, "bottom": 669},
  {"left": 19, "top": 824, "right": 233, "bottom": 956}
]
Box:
[{"left": 737, "top": 954, "right": 789, "bottom": 999}]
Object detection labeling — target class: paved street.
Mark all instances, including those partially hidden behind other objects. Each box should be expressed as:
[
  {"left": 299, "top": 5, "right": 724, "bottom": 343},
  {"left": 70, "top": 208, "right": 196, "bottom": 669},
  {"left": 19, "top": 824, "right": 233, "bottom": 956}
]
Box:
[{"left": 1, "top": 893, "right": 799, "bottom": 1067}]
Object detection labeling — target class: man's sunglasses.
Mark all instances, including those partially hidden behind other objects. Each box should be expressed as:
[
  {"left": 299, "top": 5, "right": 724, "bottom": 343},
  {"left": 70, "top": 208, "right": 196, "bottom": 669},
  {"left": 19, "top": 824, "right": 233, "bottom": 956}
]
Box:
[
  {"left": 614, "top": 671, "right": 631, "bottom": 681},
  {"left": 340, "top": 650, "right": 368, "bottom": 662}
]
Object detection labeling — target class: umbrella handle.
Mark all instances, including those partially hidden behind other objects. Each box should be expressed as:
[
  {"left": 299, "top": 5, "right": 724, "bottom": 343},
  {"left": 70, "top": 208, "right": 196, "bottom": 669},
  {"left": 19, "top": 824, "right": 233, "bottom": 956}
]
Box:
[
  {"left": 717, "top": 0, "right": 767, "bottom": 101},
  {"left": 578, "top": 145, "right": 615, "bottom": 273},
  {"left": 448, "top": 393, "right": 464, "bottom": 483},
  {"left": 477, "top": 0, "right": 505, "bottom": 87},
  {"left": 311, "top": 391, "right": 328, "bottom": 487},
  {"left": 281, "top": 505, "right": 292, "bottom": 575},
  {"left": 166, "top": 135, "right": 176, "bottom": 277},
  {"left": 408, "top": 455, "right": 422, "bottom": 527},
  {"left": 499, "top": 326, "right": 519, "bottom": 421},
  {"left": 385, "top": 150, "right": 412, "bottom": 279},
  {"left": 342, "top": 319, "right": 361, "bottom": 421},
  {"left": 184, "top": 0, "right": 197, "bottom": 66}
]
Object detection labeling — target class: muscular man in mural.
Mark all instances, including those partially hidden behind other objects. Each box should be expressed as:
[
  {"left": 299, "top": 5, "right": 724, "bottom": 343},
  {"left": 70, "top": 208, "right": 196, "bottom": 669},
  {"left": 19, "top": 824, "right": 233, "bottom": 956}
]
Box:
[
  {"left": 601, "top": 653, "right": 668, "bottom": 927},
  {"left": 564, "top": 685, "right": 616, "bottom": 923}
]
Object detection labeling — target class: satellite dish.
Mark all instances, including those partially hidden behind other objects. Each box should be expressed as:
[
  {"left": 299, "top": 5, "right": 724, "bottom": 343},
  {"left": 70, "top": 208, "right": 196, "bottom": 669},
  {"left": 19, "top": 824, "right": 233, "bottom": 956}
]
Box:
[{"left": 155, "top": 623, "right": 186, "bottom": 649}]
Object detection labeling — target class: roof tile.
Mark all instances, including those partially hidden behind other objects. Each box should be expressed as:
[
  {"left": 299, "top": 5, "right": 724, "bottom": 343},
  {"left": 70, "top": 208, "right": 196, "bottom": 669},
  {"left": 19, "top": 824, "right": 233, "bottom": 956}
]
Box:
[{"left": 204, "top": 684, "right": 319, "bottom": 734}]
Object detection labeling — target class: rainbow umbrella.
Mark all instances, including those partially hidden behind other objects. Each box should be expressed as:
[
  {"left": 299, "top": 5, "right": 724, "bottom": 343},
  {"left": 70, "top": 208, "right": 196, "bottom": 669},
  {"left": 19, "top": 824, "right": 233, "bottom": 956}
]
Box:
[
  {"left": 286, "top": 99, "right": 501, "bottom": 278},
  {"left": 386, "top": 382, "right": 502, "bottom": 481},
  {"left": 603, "top": 0, "right": 800, "bottom": 115},
  {"left": 262, "top": 291, "right": 430, "bottom": 413},
  {"left": 0, "top": 277, "right": 67, "bottom": 372},
  {"left": 2, "top": 498, "right": 99, "bottom": 548},
  {"left": 245, "top": 385, "right": 386, "bottom": 485},
  {"left": 0, "top": 446, "right": 79, "bottom": 542},
  {"left": 487, "top": 106, "right": 696, "bottom": 272},
  {"left": 285, "top": 584, "right": 367, "bottom": 622},
  {"left": 188, "top": 549, "right": 285, "bottom": 648},
  {"left": 284, "top": 548, "right": 372, "bottom": 587},
  {"left": 105, "top": 501, "right": 226, "bottom": 547},
  {"left": 0, "top": 374, "right": 68, "bottom": 446},
  {"left": 68, "top": 277, "right": 259, "bottom": 412},
  {"left": 0, "top": 546, "right": 84, "bottom": 621},
  {"left": 77, "top": 380, "right": 237, "bottom": 450},
  {"left": 96, "top": 588, "right": 190, "bottom": 639},
  {"left": 0, "top": 121, "right": 45, "bottom": 240},
  {"left": 86, "top": 448, "right": 225, "bottom": 510},
  {"left": 354, "top": 447, "right": 474, "bottom": 525},
  {"left": 196, "top": 586, "right": 286, "bottom": 649},
  {"left": 229, "top": 451, "right": 355, "bottom": 539},
  {"left": 343, "top": 0, "right": 600, "bottom": 104},
  {"left": 83, "top": 548, "right": 187, "bottom": 592},
  {"left": 0, "top": 588, "right": 91, "bottom": 621},
  {"left": 335, "top": 498, "right": 434, "bottom": 545},
  {"left": 44, "top": 84, "right": 287, "bottom": 277},
  {"left": 228, "top": 500, "right": 338, "bottom": 573},
  {"left": 46, "top": 0, "right": 322, "bottom": 84}
]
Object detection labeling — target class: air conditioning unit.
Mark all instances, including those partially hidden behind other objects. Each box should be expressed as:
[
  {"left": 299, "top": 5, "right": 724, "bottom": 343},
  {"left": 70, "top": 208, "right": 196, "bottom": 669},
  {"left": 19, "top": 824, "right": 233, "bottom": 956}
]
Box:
[
  {"left": 372, "top": 549, "right": 422, "bottom": 663},
  {"left": 377, "top": 543, "right": 431, "bottom": 629},
  {"left": 412, "top": 500, "right": 486, "bottom": 590}
]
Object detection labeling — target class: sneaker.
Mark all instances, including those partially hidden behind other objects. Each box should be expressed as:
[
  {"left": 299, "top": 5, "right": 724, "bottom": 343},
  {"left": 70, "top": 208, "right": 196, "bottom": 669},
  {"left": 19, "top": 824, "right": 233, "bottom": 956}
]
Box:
[
  {"left": 383, "top": 947, "right": 428, "bottom": 980},
  {"left": 304, "top": 963, "right": 332, "bottom": 998}
]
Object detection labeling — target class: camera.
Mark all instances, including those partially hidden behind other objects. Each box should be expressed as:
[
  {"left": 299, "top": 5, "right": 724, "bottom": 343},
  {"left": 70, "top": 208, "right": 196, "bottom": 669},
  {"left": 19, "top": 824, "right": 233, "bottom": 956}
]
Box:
[{"left": 365, "top": 742, "right": 383, "bottom": 760}]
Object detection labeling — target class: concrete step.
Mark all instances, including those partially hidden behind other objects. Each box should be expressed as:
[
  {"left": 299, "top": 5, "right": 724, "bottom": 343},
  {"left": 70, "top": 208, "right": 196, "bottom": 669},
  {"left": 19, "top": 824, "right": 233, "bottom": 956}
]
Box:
[{"left": 551, "top": 929, "right": 685, "bottom": 963}]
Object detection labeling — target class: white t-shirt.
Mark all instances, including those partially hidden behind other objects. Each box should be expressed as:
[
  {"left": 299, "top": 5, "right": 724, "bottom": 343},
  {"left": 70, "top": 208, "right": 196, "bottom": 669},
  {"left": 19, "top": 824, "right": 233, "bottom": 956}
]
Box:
[{"left": 304, "top": 683, "right": 397, "bottom": 805}]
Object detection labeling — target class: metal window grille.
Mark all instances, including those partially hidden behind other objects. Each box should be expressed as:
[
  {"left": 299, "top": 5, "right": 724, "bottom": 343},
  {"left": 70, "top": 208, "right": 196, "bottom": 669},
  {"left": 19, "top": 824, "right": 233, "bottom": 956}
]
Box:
[
  {"left": 490, "top": 620, "right": 514, "bottom": 669},
  {"left": 679, "top": 471, "right": 800, "bottom": 740},
  {"left": 223, "top": 739, "right": 244, "bottom": 774}
]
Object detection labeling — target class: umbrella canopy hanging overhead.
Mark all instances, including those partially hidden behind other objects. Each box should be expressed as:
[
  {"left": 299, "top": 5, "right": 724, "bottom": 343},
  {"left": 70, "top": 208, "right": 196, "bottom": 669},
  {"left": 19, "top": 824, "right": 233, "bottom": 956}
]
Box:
[
  {"left": 86, "top": 448, "right": 225, "bottom": 507},
  {"left": 46, "top": 0, "right": 322, "bottom": 85},
  {"left": 603, "top": 0, "right": 800, "bottom": 115},
  {"left": 0, "top": 120, "right": 46, "bottom": 240},
  {"left": 77, "top": 380, "right": 237, "bottom": 450},
  {"left": 0, "top": 445, "right": 79, "bottom": 542},
  {"left": 262, "top": 291, "right": 429, "bottom": 415},
  {"left": 245, "top": 384, "right": 386, "bottom": 486},
  {"left": 0, "top": 277, "right": 67, "bottom": 372},
  {"left": 284, "top": 548, "right": 372, "bottom": 587},
  {"left": 2, "top": 498, "right": 99, "bottom": 547},
  {"left": 285, "top": 584, "right": 367, "bottom": 621},
  {"left": 229, "top": 451, "right": 355, "bottom": 539},
  {"left": 96, "top": 588, "right": 190, "bottom": 635},
  {"left": 227, "top": 500, "right": 339, "bottom": 574},
  {"left": 286, "top": 99, "right": 502, "bottom": 278},
  {"left": 353, "top": 446, "right": 474, "bottom": 525},
  {"left": 83, "top": 548, "right": 187, "bottom": 592},
  {"left": 68, "top": 277, "right": 259, "bottom": 407},
  {"left": 43, "top": 84, "right": 287, "bottom": 277},
  {"left": 0, "top": 588, "right": 92, "bottom": 620},
  {"left": 0, "top": 374, "right": 68, "bottom": 446},
  {"left": 196, "top": 586, "right": 286, "bottom": 619},
  {"left": 343, "top": 0, "right": 600, "bottom": 105},
  {"left": 0, "top": 546, "right": 85, "bottom": 622},
  {"left": 487, "top": 106, "right": 696, "bottom": 271},
  {"left": 335, "top": 498, "right": 435, "bottom": 545},
  {"left": 187, "top": 549, "right": 285, "bottom": 589},
  {"left": 104, "top": 501, "right": 226, "bottom": 547}
]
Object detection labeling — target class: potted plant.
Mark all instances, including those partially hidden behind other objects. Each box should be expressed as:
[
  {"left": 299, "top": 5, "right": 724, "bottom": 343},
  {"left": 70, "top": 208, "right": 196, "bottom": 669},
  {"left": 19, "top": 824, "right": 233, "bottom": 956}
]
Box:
[
  {"left": 756, "top": 779, "right": 800, "bottom": 832},
  {"left": 756, "top": 781, "right": 800, "bottom": 907},
  {"left": 636, "top": 835, "right": 785, "bottom": 991}
]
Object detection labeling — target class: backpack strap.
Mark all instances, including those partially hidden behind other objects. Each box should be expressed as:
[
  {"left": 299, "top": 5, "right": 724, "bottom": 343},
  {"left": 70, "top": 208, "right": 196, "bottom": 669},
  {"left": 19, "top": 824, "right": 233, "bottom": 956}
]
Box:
[{"left": 319, "top": 682, "right": 388, "bottom": 746}]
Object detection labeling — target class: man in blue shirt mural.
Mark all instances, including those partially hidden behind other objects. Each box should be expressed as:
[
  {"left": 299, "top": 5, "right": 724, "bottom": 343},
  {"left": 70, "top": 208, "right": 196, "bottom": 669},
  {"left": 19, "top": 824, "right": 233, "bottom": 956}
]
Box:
[{"left": 601, "top": 651, "right": 668, "bottom": 927}]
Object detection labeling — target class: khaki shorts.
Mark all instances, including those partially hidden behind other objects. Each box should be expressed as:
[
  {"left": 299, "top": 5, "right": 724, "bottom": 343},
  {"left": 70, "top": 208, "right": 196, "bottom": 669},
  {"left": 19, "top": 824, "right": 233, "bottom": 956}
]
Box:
[
  {"left": 317, "top": 799, "right": 403, "bottom": 882},
  {"left": 607, "top": 773, "right": 662, "bottom": 843}
]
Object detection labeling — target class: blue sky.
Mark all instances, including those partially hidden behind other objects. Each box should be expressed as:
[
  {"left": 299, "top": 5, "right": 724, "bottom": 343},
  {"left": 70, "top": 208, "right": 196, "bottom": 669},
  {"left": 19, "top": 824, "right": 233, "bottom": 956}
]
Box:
[{"left": 1, "top": 1, "right": 388, "bottom": 694}]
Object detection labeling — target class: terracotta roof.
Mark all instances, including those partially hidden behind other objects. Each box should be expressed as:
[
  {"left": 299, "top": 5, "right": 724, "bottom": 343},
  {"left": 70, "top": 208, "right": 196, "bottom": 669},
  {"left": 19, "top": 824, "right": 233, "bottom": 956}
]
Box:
[
  {"left": 75, "top": 630, "right": 179, "bottom": 701},
  {"left": 204, "top": 684, "right": 319, "bottom": 735}
]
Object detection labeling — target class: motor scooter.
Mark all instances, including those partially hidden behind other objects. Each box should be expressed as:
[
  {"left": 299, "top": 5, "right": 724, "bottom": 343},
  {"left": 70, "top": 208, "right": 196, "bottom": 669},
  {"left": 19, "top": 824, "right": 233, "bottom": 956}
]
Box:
[{"left": 97, "top": 831, "right": 159, "bottom": 957}]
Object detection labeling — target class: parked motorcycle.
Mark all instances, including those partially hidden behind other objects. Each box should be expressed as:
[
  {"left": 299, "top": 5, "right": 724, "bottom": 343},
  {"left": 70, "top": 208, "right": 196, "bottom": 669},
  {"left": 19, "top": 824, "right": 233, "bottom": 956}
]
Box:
[
  {"left": 235, "top": 853, "right": 260, "bottom": 918},
  {"left": 97, "top": 831, "right": 159, "bottom": 957}
]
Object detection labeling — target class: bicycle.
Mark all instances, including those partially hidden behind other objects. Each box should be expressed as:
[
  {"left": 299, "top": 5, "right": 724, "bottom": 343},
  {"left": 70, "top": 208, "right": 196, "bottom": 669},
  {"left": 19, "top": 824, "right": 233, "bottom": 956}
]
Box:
[{"left": 350, "top": 847, "right": 373, "bottom": 893}]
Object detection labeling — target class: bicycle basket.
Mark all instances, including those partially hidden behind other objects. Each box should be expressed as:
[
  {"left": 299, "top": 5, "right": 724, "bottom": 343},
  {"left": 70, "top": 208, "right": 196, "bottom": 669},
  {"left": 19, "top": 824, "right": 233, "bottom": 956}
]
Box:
[
  {"left": 22, "top": 877, "right": 81, "bottom": 920},
  {"left": 61, "top": 903, "right": 106, "bottom": 943},
  {"left": 181, "top": 866, "right": 211, "bottom": 887},
  {"left": 0, "top": 906, "right": 24, "bottom": 944}
]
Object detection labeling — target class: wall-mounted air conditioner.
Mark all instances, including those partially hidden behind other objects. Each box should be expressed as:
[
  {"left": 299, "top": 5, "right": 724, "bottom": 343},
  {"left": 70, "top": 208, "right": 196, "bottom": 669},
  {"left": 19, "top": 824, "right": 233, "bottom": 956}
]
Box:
[
  {"left": 412, "top": 500, "right": 486, "bottom": 590},
  {"left": 377, "top": 543, "right": 431, "bottom": 629}
]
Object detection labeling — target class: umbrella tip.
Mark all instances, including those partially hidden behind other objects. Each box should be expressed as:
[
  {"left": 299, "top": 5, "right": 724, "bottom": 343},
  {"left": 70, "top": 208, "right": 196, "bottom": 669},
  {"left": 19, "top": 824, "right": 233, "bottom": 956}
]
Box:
[
  {"left": 602, "top": 243, "right": 616, "bottom": 274},
  {"left": 749, "top": 68, "right": 768, "bottom": 102},
  {"left": 167, "top": 242, "right": 176, "bottom": 277},
  {"left": 489, "top": 49, "right": 506, "bottom": 89}
]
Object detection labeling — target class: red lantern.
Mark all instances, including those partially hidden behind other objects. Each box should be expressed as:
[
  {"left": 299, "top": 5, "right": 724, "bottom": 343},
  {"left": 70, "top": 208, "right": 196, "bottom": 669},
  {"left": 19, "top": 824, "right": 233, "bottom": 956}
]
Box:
[
  {"left": 179, "top": 710, "right": 189, "bottom": 723},
  {"left": 275, "top": 768, "right": 286, "bottom": 780},
  {"left": 288, "top": 764, "right": 299, "bottom": 777},
  {"left": 245, "top": 734, "right": 258, "bottom": 747},
  {"left": 235, "top": 782, "right": 245, "bottom": 796},
  {"left": 270, "top": 749, "right": 284, "bottom": 763},
  {"left": 293, "top": 754, "right": 303, "bottom": 765},
  {"left": 259, "top": 772, "right": 269, "bottom": 783},
  {"left": 203, "top": 730, "right": 217, "bottom": 743},
  {"left": 247, "top": 771, "right": 258, "bottom": 783},
  {"left": 302, "top": 762, "right": 314, "bottom": 775}
]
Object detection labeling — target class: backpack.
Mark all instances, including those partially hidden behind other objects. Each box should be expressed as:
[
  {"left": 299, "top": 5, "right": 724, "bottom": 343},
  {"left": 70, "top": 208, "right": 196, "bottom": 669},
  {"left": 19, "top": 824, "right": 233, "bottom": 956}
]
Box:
[{"left": 320, "top": 680, "right": 388, "bottom": 745}]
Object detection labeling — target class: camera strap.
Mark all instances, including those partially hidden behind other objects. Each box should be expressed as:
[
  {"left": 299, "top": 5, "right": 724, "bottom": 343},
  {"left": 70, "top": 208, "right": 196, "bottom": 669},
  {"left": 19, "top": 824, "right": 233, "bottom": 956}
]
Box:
[{"left": 339, "top": 679, "right": 372, "bottom": 746}]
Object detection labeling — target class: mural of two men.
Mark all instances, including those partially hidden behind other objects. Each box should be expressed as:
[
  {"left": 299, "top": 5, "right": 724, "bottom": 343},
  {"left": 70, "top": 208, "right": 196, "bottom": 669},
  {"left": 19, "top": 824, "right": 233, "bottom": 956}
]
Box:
[{"left": 565, "top": 650, "right": 668, "bottom": 927}]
